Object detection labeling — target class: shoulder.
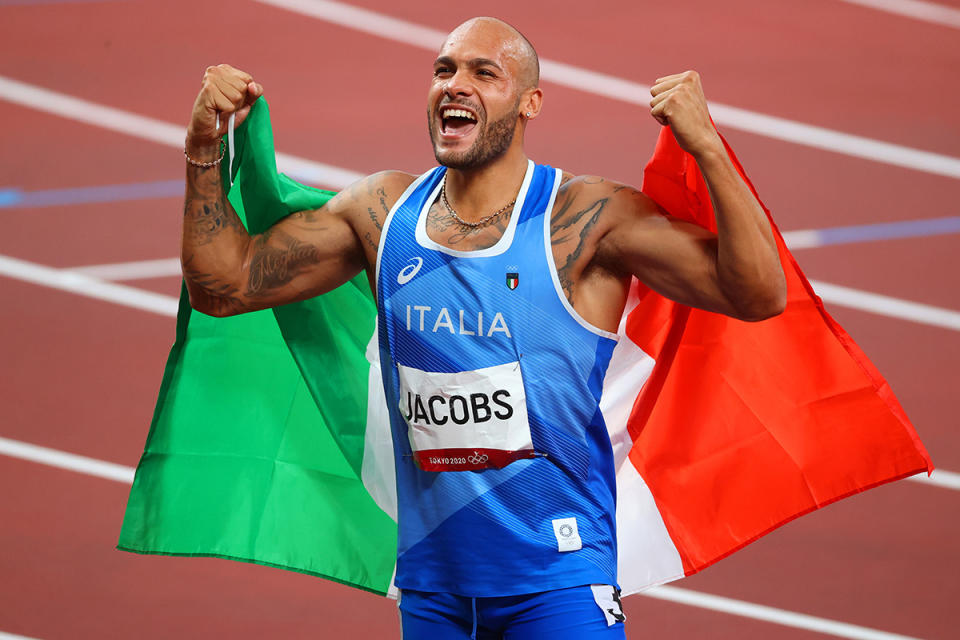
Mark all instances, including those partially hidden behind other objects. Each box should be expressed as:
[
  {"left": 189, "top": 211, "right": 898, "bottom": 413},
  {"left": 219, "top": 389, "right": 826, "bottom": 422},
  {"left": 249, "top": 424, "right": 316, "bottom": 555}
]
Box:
[
  {"left": 325, "top": 170, "right": 418, "bottom": 224},
  {"left": 345, "top": 170, "right": 418, "bottom": 205},
  {"left": 369, "top": 170, "right": 419, "bottom": 194},
  {"left": 553, "top": 173, "right": 663, "bottom": 226}
]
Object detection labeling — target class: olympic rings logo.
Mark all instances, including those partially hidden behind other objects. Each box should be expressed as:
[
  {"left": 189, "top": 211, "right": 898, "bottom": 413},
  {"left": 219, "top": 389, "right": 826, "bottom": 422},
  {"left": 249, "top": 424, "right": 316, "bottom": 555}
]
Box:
[{"left": 467, "top": 451, "right": 489, "bottom": 465}]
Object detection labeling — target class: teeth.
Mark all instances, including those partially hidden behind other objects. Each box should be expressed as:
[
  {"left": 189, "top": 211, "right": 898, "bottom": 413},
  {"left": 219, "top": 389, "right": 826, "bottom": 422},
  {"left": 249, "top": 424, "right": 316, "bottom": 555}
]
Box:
[{"left": 442, "top": 108, "right": 476, "bottom": 121}]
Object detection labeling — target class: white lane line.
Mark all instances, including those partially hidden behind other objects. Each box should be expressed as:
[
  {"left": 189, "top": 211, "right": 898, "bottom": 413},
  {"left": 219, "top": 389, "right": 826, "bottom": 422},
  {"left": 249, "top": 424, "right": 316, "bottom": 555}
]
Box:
[
  {"left": 50, "top": 255, "right": 960, "bottom": 334},
  {"left": 0, "top": 76, "right": 363, "bottom": 190},
  {"left": 809, "top": 279, "right": 960, "bottom": 331},
  {"left": 4, "top": 72, "right": 953, "bottom": 334},
  {"left": 0, "top": 632, "right": 41, "bottom": 640},
  {"left": 0, "top": 435, "right": 942, "bottom": 640},
  {"left": 0, "top": 253, "right": 178, "bottom": 317},
  {"left": 907, "top": 468, "right": 960, "bottom": 490},
  {"left": 253, "top": 0, "right": 960, "bottom": 180},
  {"left": 841, "top": 0, "right": 960, "bottom": 28},
  {"left": 644, "top": 585, "right": 922, "bottom": 640},
  {"left": 69, "top": 257, "right": 182, "bottom": 281},
  {"left": 782, "top": 229, "right": 825, "bottom": 249},
  {"left": 0, "top": 436, "right": 135, "bottom": 484}
]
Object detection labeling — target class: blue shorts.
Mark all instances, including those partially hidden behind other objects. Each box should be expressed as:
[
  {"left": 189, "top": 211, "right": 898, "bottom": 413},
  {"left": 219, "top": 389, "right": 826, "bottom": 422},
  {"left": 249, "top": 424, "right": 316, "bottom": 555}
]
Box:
[{"left": 398, "top": 584, "right": 627, "bottom": 639}]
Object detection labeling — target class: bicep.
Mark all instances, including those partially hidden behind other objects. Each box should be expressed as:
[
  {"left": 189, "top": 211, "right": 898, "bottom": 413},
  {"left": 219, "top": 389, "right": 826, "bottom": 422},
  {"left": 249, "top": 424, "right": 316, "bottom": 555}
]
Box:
[
  {"left": 602, "top": 198, "right": 737, "bottom": 315},
  {"left": 236, "top": 199, "right": 365, "bottom": 309}
]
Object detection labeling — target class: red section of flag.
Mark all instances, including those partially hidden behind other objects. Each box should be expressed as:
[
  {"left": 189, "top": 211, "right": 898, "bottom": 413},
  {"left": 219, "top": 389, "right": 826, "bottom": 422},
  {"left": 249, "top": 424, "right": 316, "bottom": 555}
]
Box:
[
  {"left": 628, "top": 126, "right": 934, "bottom": 576},
  {"left": 415, "top": 447, "right": 537, "bottom": 472}
]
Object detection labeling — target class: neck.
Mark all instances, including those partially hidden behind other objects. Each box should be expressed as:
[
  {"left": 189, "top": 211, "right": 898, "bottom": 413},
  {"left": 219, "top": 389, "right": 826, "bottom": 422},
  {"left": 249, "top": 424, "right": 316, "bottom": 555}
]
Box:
[{"left": 442, "top": 146, "right": 529, "bottom": 222}]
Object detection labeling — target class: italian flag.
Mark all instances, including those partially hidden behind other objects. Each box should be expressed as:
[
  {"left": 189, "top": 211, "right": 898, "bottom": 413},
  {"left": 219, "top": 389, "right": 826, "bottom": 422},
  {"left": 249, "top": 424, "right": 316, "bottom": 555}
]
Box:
[{"left": 118, "top": 98, "right": 933, "bottom": 596}]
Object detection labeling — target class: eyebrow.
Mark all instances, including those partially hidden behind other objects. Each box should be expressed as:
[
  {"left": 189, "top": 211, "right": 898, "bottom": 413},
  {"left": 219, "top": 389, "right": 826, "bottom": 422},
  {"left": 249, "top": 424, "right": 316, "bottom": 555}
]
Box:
[{"left": 433, "top": 56, "right": 504, "bottom": 73}]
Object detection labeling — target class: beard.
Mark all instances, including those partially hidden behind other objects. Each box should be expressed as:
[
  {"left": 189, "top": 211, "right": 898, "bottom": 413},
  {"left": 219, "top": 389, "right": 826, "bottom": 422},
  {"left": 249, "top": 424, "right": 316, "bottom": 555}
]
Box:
[{"left": 429, "top": 105, "right": 519, "bottom": 170}]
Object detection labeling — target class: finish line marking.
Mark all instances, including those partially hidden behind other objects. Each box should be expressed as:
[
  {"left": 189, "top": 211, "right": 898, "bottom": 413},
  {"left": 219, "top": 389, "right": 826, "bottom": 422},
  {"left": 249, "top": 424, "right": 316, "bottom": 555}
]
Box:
[
  {"left": 0, "top": 434, "right": 937, "bottom": 640},
  {"left": 252, "top": 0, "right": 960, "bottom": 180},
  {"left": 840, "top": 0, "right": 960, "bottom": 29}
]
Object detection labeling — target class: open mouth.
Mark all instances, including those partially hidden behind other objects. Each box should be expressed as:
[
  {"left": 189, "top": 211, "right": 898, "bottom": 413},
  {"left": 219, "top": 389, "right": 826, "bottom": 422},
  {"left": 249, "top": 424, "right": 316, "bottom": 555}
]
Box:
[{"left": 440, "top": 106, "right": 478, "bottom": 137}]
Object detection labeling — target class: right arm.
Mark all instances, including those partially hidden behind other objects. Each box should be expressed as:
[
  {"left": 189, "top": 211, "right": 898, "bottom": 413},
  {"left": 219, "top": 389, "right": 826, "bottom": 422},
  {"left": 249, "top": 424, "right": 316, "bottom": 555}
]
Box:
[{"left": 181, "top": 65, "right": 412, "bottom": 316}]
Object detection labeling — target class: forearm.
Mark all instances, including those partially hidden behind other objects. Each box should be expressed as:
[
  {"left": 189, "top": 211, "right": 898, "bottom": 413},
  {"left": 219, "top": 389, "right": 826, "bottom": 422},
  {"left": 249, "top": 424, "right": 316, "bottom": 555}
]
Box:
[
  {"left": 695, "top": 146, "right": 786, "bottom": 320},
  {"left": 181, "top": 142, "right": 253, "bottom": 316}
]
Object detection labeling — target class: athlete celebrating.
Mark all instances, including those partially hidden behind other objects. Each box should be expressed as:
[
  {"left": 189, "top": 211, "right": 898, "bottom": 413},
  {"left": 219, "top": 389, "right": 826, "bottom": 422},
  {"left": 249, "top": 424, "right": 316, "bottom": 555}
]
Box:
[{"left": 181, "top": 16, "right": 786, "bottom": 639}]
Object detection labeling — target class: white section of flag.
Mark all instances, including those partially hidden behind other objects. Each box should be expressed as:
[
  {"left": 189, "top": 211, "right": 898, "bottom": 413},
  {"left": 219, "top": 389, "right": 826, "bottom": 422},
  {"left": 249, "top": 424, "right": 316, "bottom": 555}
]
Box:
[{"left": 599, "top": 283, "right": 685, "bottom": 593}]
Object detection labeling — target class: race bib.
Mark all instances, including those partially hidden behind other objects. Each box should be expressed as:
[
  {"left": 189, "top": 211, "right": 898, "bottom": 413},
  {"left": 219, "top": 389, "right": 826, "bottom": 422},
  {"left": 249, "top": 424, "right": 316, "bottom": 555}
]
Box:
[{"left": 397, "top": 361, "right": 535, "bottom": 472}]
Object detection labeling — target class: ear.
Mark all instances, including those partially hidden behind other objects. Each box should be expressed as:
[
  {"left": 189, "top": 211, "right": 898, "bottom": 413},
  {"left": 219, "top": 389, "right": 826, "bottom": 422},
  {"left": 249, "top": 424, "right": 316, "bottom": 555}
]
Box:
[{"left": 519, "top": 87, "right": 543, "bottom": 121}]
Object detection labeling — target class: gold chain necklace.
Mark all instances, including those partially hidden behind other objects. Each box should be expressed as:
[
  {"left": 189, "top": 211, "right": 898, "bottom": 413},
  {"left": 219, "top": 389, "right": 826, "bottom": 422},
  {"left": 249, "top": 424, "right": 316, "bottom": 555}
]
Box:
[{"left": 440, "top": 180, "right": 515, "bottom": 229}]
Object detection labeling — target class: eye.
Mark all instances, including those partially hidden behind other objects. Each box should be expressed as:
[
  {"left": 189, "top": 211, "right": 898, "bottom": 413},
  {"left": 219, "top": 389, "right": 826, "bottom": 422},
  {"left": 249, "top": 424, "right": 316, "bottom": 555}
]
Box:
[
  {"left": 477, "top": 69, "right": 496, "bottom": 78},
  {"left": 434, "top": 66, "right": 452, "bottom": 77}
]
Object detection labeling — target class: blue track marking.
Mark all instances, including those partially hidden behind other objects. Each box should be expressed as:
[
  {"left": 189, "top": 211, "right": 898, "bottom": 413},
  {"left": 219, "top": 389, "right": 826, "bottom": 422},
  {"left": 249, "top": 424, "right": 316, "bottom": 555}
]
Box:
[
  {"left": 794, "top": 216, "right": 960, "bottom": 247},
  {"left": 0, "top": 179, "right": 183, "bottom": 208},
  {"left": 0, "top": 0, "right": 120, "bottom": 6},
  {"left": 2, "top": 179, "right": 958, "bottom": 251}
]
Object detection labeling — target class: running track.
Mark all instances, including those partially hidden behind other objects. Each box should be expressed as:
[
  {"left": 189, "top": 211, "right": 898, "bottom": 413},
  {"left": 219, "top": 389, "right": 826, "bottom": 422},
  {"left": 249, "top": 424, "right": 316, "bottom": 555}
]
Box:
[{"left": 1, "top": 0, "right": 958, "bottom": 638}]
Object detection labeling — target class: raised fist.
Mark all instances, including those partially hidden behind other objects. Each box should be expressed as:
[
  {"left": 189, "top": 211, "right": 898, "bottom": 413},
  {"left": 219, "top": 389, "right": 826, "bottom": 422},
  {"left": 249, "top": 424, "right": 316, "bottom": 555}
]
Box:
[
  {"left": 649, "top": 71, "right": 722, "bottom": 157},
  {"left": 186, "top": 64, "right": 263, "bottom": 151}
]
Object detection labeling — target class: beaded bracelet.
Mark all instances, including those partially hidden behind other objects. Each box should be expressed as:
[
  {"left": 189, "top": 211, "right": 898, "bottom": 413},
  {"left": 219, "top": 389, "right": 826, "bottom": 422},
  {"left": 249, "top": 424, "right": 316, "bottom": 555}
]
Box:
[{"left": 184, "top": 145, "right": 224, "bottom": 169}]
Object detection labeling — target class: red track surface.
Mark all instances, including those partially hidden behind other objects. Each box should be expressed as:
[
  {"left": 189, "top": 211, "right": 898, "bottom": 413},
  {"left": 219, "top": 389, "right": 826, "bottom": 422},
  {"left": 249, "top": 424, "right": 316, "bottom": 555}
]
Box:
[{"left": 1, "top": 1, "right": 957, "bottom": 638}]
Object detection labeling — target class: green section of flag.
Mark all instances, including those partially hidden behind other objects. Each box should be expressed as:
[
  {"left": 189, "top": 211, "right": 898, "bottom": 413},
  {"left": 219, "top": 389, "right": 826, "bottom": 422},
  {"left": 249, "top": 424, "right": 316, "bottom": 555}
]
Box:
[{"left": 118, "top": 98, "right": 396, "bottom": 595}]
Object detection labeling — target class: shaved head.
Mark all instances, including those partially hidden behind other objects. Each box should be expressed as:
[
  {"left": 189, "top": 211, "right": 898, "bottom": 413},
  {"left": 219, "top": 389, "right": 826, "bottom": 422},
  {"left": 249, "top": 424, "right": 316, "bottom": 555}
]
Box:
[
  {"left": 442, "top": 17, "right": 540, "bottom": 90},
  {"left": 428, "top": 16, "right": 543, "bottom": 169}
]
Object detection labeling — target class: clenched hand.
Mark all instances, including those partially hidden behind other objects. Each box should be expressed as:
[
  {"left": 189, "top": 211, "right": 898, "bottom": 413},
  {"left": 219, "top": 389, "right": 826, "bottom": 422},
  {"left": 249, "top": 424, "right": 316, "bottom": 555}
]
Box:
[
  {"left": 649, "top": 71, "right": 723, "bottom": 158},
  {"left": 186, "top": 64, "right": 263, "bottom": 153}
]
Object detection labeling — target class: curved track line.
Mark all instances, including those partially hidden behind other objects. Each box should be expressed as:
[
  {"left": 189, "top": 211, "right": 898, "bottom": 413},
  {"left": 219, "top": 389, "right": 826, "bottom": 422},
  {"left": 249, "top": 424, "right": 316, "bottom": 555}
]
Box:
[{"left": 253, "top": 0, "right": 960, "bottom": 179}]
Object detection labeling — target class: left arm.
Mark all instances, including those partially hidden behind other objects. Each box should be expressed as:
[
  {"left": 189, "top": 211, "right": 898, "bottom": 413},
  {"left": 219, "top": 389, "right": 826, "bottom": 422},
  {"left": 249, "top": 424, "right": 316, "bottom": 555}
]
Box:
[{"left": 598, "top": 71, "right": 786, "bottom": 321}]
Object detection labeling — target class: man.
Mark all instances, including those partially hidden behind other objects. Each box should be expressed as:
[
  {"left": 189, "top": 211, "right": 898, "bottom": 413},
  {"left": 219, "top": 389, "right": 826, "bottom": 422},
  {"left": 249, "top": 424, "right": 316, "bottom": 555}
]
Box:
[{"left": 181, "top": 16, "right": 785, "bottom": 639}]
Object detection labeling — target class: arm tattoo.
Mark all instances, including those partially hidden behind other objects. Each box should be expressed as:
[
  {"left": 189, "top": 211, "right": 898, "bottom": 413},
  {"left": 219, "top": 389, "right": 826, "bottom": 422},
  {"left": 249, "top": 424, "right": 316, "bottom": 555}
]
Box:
[
  {"left": 363, "top": 231, "right": 378, "bottom": 252},
  {"left": 182, "top": 254, "right": 250, "bottom": 316},
  {"left": 183, "top": 165, "right": 243, "bottom": 245},
  {"left": 553, "top": 197, "right": 607, "bottom": 303},
  {"left": 367, "top": 207, "right": 383, "bottom": 232},
  {"left": 245, "top": 229, "right": 323, "bottom": 298},
  {"left": 551, "top": 190, "right": 602, "bottom": 243},
  {"left": 377, "top": 186, "right": 391, "bottom": 221}
]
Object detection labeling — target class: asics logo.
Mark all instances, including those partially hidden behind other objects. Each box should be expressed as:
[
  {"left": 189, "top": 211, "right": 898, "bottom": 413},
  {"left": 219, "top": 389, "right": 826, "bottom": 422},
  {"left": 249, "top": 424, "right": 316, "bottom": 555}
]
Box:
[{"left": 397, "top": 257, "right": 423, "bottom": 285}]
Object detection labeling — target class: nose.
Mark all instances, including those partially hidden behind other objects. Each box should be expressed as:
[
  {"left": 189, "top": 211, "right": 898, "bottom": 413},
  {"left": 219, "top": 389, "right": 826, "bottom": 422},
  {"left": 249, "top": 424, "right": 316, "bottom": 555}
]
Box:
[{"left": 443, "top": 68, "right": 474, "bottom": 99}]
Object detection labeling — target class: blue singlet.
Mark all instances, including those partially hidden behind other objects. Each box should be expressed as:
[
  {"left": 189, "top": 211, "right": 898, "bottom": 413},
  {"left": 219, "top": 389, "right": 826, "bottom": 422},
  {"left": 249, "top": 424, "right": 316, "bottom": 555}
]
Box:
[{"left": 376, "top": 160, "right": 620, "bottom": 597}]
